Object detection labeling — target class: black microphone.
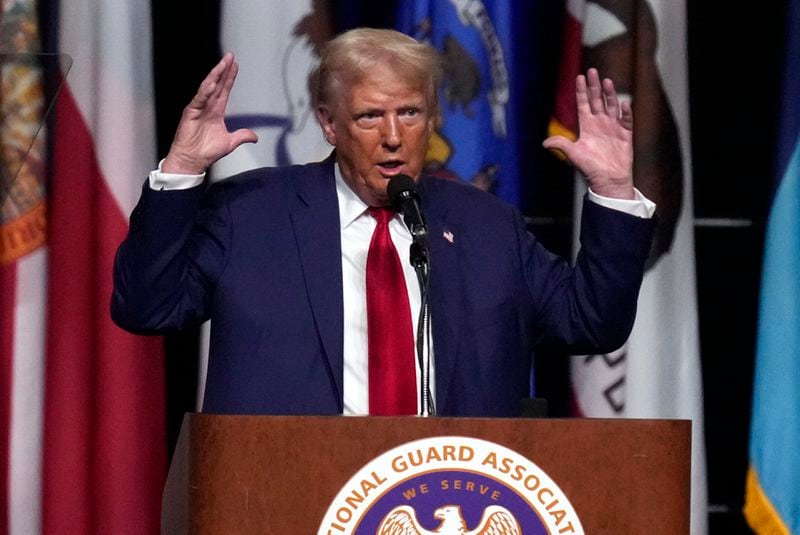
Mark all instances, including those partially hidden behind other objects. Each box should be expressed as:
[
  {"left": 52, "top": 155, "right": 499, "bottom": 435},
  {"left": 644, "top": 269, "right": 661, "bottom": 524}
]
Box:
[
  {"left": 388, "top": 174, "right": 426, "bottom": 236},
  {"left": 388, "top": 174, "right": 428, "bottom": 269}
]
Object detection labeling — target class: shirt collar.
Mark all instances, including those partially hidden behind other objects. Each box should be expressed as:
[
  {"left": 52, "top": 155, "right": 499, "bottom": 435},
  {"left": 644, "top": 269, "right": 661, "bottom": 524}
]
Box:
[
  {"left": 335, "top": 162, "right": 370, "bottom": 231},
  {"left": 334, "top": 163, "right": 410, "bottom": 240}
]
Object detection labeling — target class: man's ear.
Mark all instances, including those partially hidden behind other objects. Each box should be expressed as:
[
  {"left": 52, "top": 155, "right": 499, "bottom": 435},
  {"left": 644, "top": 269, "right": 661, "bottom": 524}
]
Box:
[
  {"left": 315, "top": 105, "right": 336, "bottom": 146},
  {"left": 427, "top": 113, "right": 437, "bottom": 138}
]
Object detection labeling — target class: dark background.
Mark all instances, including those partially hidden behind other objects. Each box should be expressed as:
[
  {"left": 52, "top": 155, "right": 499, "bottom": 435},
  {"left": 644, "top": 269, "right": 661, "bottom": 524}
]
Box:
[{"left": 151, "top": 2, "right": 791, "bottom": 533}]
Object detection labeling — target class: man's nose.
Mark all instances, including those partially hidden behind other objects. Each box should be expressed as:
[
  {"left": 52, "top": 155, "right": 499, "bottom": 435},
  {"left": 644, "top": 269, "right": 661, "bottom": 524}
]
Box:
[{"left": 382, "top": 115, "right": 401, "bottom": 149}]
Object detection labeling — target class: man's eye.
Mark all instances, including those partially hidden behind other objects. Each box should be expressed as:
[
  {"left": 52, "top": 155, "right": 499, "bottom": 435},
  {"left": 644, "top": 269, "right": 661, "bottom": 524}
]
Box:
[{"left": 402, "top": 108, "right": 419, "bottom": 117}]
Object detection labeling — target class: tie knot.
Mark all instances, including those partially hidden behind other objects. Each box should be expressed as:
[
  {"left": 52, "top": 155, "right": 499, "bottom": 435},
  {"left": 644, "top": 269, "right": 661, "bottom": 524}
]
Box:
[{"left": 369, "top": 207, "right": 394, "bottom": 225}]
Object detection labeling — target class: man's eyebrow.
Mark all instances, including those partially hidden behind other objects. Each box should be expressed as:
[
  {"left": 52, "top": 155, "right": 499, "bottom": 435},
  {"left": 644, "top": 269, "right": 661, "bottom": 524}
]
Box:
[{"left": 352, "top": 106, "right": 383, "bottom": 116}]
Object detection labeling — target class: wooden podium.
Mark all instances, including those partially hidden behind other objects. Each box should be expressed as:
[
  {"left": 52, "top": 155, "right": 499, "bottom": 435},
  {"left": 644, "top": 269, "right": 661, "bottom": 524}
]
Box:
[{"left": 163, "top": 414, "right": 690, "bottom": 534}]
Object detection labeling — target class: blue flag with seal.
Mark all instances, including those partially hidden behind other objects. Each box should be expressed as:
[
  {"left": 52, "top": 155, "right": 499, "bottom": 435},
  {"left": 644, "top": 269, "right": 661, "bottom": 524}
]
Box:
[
  {"left": 744, "top": 1, "right": 800, "bottom": 533},
  {"left": 396, "top": 0, "right": 521, "bottom": 206}
]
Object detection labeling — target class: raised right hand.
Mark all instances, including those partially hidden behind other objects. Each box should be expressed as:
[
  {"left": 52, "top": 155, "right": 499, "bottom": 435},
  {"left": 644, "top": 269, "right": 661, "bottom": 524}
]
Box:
[{"left": 161, "top": 53, "right": 258, "bottom": 175}]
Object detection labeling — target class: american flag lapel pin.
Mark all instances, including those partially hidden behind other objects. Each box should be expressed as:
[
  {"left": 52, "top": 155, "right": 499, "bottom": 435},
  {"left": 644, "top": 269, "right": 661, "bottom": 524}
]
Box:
[{"left": 443, "top": 230, "right": 454, "bottom": 244}]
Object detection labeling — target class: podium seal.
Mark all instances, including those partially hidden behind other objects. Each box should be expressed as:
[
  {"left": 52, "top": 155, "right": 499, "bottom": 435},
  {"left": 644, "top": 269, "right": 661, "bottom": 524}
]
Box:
[{"left": 319, "top": 436, "right": 583, "bottom": 534}]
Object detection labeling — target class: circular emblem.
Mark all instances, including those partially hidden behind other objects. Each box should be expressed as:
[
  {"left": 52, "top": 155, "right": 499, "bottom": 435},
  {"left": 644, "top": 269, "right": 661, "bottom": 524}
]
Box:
[{"left": 319, "top": 436, "right": 583, "bottom": 534}]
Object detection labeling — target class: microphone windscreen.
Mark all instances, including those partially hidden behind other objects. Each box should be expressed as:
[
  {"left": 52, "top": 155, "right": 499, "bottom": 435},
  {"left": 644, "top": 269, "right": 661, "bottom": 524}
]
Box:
[{"left": 387, "top": 174, "right": 417, "bottom": 205}]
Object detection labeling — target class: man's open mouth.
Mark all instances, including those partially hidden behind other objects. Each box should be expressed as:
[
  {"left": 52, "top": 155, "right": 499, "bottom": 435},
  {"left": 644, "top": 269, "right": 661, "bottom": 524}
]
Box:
[{"left": 379, "top": 161, "right": 403, "bottom": 169}]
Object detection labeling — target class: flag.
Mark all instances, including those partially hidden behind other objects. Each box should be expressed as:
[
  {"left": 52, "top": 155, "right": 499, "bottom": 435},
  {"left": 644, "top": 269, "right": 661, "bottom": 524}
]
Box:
[
  {"left": 1, "top": 2, "right": 48, "bottom": 532},
  {"left": 396, "top": 0, "right": 522, "bottom": 206},
  {"left": 551, "top": 1, "right": 707, "bottom": 533},
  {"left": 744, "top": 2, "right": 800, "bottom": 533},
  {"left": 37, "top": 1, "right": 165, "bottom": 533},
  {"left": 213, "top": 0, "right": 334, "bottom": 179},
  {"left": 547, "top": 0, "right": 582, "bottom": 146}
]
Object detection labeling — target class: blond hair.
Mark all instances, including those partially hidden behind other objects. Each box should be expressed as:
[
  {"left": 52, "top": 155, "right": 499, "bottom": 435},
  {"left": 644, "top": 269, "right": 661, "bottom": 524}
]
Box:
[{"left": 310, "top": 28, "right": 442, "bottom": 117}]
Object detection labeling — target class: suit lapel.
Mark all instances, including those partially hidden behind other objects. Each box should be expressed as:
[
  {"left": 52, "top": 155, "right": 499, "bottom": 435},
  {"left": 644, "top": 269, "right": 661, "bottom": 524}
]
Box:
[{"left": 289, "top": 157, "right": 344, "bottom": 409}]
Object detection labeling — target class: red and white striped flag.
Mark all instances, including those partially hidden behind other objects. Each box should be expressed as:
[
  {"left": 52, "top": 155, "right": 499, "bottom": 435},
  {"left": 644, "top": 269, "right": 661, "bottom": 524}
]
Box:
[
  {"left": 1, "top": 3, "right": 49, "bottom": 533},
  {"left": 2, "top": 1, "right": 166, "bottom": 533},
  {"left": 550, "top": 1, "right": 708, "bottom": 533}
]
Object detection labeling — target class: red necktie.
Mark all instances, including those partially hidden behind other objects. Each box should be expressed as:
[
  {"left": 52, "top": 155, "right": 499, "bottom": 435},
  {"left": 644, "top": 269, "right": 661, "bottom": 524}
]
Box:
[{"left": 366, "top": 207, "right": 416, "bottom": 415}]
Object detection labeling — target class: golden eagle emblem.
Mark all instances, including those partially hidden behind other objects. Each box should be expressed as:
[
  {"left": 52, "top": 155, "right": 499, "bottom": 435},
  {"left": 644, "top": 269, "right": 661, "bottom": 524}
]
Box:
[{"left": 377, "top": 504, "right": 521, "bottom": 534}]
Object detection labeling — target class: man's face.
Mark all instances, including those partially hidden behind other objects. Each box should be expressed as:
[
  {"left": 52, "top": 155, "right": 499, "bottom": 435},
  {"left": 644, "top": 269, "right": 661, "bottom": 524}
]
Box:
[{"left": 316, "top": 65, "right": 434, "bottom": 207}]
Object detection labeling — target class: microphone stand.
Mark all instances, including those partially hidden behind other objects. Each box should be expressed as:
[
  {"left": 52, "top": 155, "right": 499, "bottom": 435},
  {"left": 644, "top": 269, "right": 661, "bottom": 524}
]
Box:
[
  {"left": 409, "top": 226, "right": 435, "bottom": 417},
  {"left": 388, "top": 174, "right": 435, "bottom": 416}
]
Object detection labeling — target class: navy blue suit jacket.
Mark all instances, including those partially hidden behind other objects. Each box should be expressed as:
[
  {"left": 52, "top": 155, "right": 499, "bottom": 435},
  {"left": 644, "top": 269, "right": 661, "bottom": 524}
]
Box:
[{"left": 112, "top": 155, "right": 654, "bottom": 417}]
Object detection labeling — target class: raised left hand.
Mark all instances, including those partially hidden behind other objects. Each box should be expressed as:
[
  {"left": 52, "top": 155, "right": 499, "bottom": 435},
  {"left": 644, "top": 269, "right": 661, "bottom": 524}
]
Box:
[{"left": 543, "top": 68, "right": 634, "bottom": 200}]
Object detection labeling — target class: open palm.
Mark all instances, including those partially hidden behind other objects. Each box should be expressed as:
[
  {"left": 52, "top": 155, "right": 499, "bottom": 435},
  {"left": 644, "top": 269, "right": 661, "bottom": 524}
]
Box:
[
  {"left": 162, "top": 53, "right": 258, "bottom": 175},
  {"left": 544, "top": 68, "right": 634, "bottom": 200}
]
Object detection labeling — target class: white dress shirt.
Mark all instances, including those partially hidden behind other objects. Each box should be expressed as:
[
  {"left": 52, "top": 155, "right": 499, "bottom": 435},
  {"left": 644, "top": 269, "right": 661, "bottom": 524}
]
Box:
[{"left": 333, "top": 165, "right": 433, "bottom": 415}]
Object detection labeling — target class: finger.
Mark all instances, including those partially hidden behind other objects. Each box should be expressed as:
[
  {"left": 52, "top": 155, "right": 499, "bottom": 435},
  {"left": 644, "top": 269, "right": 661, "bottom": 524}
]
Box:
[
  {"left": 575, "top": 74, "right": 589, "bottom": 114},
  {"left": 217, "top": 59, "right": 239, "bottom": 103},
  {"left": 189, "top": 88, "right": 215, "bottom": 113},
  {"left": 585, "top": 68, "right": 604, "bottom": 114},
  {"left": 208, "top": 59, "right": 239, "bottom": 115},
  {"left": 620, "top": 100, "right": 633, "bottom": 131},
  {"left": 230, "top": 128, "right": 258, "bottom": 148},
  {"left": 542, "top": 135, "right": 573, "bottom": 163},
  {"left": 214, "top": 55, "right": 237, "bottom": 101},
  {"left": 190, "top": 77, "right": 217, "bottom": 109},
  {"left": 542, "top": 134, "right": 571, "bottom": 149},
  {"left": 603, "top": 78, "right": 620, "bottom": 118},
  {"left": 542, "top": 135, "right": 576, "bottom": 161},
  {"left": 205, "top": 53, "right": 233, "bottom": 96},
  {"left": 190, "top": 54, "right": 232, "bottom": 109}
]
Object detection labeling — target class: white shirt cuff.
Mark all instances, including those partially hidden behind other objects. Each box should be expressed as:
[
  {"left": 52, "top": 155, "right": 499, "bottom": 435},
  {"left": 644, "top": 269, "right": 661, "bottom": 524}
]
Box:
[
  {"left": 148, "top": 159, "right": 206, "bottom": 191},
  {"left": 588, "top": 187, "right": 656, "bottom": 219}
]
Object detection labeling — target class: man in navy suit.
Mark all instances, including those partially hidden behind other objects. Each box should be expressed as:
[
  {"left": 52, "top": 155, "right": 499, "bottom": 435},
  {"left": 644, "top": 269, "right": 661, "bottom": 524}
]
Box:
[{"left": 112, "top": 29, "right": 654, "bottom": 417}]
